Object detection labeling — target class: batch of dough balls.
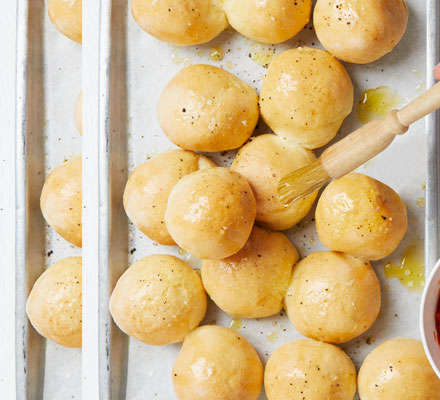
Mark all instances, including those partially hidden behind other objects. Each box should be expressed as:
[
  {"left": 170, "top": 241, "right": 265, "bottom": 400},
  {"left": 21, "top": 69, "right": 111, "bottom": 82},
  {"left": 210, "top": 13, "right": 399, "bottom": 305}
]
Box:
[
  {"left": 27, "top": 0, "right": 84, "bottom": 351},
  {"left": 265, "top": 339, "right": 357, "bottom": 400},
  {"left": 172, "top": 325, "right": 263, "bottom": 400},
  {"left": 123, "top": 150, "right": 216, "bottom": 245},
  {"left": 41, "top": 155, "right": 82, "bottom": 248},
  {"left": 131, "top": 0, "right": 312, "bottom": 45},
  {"left": 260, "top": 47, "right": 354, "bottom": 149},
  {"left": 110, "top": 254, "right": 207, "bottom": 346},
  {"left": 158, "top": 64, "right": 259, "bottom": 152},
  {"left": 113, "top": 1, "right": 440, "bottom": 399},
  {"left": 48, "top": 0, "right": 82, "bottom": 44},
  {"left": 202, "top": 226, "right": 299, "bottom": 318},
  {"left": 316, "top": 173, "right": 408, "bottom": 260},
  {"left": 26, "top": 257, "right": 82, "bottom": 348},
  {"left": 314, "top": 0, "right": 409, "bottom": 64},
  {"left": 285, "top": 251, "right": 381, "bottom": 344},
  {"left": 358, "top": 338, "right": 440, "bottom": 399}
]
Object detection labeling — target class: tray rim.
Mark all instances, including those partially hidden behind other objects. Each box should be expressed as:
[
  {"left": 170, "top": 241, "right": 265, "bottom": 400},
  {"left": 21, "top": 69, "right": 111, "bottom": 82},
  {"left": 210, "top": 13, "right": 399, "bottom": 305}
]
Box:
[
  {"left": 15, "top": 1, "right": 46, "bottom": 398},
  {"left": 425, "top": 0, "right": 440, "bottom": 274}
]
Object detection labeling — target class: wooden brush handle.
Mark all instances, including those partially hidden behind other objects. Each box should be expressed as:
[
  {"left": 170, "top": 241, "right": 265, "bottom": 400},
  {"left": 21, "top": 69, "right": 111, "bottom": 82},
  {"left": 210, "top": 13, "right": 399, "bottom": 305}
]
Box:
[
  {"left": 398, "top": 81, "right": 440, "bottom": 126},
  {"left": 321, "top": 82, "right": 440, "bottom": 179}
]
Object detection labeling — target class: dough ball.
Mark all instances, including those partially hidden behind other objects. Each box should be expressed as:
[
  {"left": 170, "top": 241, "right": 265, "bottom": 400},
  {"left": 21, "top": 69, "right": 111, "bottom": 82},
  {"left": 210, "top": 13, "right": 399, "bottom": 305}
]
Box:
[
  {"left": 265, "top": 339, "right": 356, "bottom": 400},
  {"left": 48, "top": 0, "right": 82, "bottom": 44},
  {"left": 74, "top": 91, "right": 82, "bottom": 135},
  {"left": 109, "top": 255, "right": 207, "bottom": 346},
  {"left": 26, "top": 257, "right": 82, "bottom": 348},
  {"left": 223, "top": 0, "right": 311, "bottom": 44},
  {"left": 314, "top": 0, "right": 409, "bottom": 64},
  {"left": 172, "top": 325, "right": 263, "bottom": 400},
  {"left": 232, "top": 134, "right": 318, "bottom": 230},
  {"left": 202, "top": 226, "right": 298, "bottom": 318},
  {"left": 158, "top": 64, "right": 259, "bottom": 152},
  {"left": 285, "top": 251, "right": 381, "bottom": 344},
  {"left": 165, "top": 167, "right": 256, "bottom": 259},
  {"left": 316, "top": 173, "right": 407, "bottom": 260},
  {"left": 358, "top": 338, "right": 440, "bottom": 399},
  {"left": 131, "top": 0, "right": 228, "bottom": 45},
  {"left": 259, "top": 47, "right": 353, "bottom": 149},
  {"left": 40, "top": 156, "right": 82, "bottom": 247},
  {"left": 123, "top": 150, "right": 215, "bottom": 245}
]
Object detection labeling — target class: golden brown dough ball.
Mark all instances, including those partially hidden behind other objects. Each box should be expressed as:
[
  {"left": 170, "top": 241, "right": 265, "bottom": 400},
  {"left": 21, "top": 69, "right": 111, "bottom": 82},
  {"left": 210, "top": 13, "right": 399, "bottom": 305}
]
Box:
[
  {"left": 222, "top": 0, "right": 311, "bottom": 44},
  {"left": 123, "top": 150, "right": 215, "bottom": 245},
  {"left": 48, "top": 0, "right": 82, "bottom": 44},
  {"left": 74, "top": 91, "right": 82, "bottom": 135},
  {"left": 315, "top": 173, "right": 407, "bottom": 260},
  {"left": 260, "top": 47, "right": 353, "bottom": 149},
  {"left": 285, "top": 251, "right": 381, "bottom": 344},
  {"left": 131, "top": 0, "right": 228, "bottom": 45},
  {"left": 26, "top": 257, "right": 82, "bottom": 348},
  {"left": 232, "top": 134, "right": 317, "bottom": 230},
  {"left": 314, "top": 0, "right": 409, "bottom": 64},
  {"left": 158, "top": 64, "right": 259, "bottom": 152},
  {"left": 265, "top": 339, "right": 357, "bottom": 400},
  {"left": 109, "top": 255, "right": 207, "bottom": 346},
  {"left": 165, "top": 167, "right": 256, "bottom": 260},
  {"left": 202, "top": 226, "right": 298, "bottom": 318},
  {"left": 358, "top": 338, "right": 440, "bottom": 399},
  {"left": 172, "top": 325, "right": 263, "bottom": 400},
  {"left": 40, "top": 156, "right": 82, "bottom": 247}
]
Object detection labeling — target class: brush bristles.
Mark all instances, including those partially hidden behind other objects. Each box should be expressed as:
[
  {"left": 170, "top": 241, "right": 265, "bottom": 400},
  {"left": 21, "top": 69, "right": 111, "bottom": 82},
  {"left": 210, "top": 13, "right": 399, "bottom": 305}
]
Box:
[{"left": 277, "top": 159, "right": 331, "bottom": 206}]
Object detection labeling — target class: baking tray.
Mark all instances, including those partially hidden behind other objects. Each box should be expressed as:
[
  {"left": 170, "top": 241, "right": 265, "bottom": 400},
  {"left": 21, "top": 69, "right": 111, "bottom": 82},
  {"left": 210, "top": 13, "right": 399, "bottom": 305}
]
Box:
[
  {"left": 86, "top": 0, "right": 440, "bottom": 398},
  {"left": 15, "top": 0, "right": 82, "bottom": 398}
]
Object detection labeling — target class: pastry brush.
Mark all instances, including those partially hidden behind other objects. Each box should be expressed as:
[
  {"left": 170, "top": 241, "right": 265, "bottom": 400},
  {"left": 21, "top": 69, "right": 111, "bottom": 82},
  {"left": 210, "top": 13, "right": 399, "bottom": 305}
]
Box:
[{"left": 278, "top": 81, "right": 440, "bottom": 206}]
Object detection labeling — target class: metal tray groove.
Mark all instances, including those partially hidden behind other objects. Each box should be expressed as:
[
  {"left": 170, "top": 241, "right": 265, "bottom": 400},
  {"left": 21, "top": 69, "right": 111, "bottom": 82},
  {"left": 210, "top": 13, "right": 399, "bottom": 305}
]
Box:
[{"left": 15, "top": 0, "right": 82, "bottom": 398}]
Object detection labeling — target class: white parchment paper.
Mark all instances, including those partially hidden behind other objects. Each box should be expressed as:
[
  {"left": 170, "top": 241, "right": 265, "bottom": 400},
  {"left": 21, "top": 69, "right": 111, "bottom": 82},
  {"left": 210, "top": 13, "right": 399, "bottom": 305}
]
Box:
[{"left": 120, "top": 1, "right": 428, "bottom": 398}]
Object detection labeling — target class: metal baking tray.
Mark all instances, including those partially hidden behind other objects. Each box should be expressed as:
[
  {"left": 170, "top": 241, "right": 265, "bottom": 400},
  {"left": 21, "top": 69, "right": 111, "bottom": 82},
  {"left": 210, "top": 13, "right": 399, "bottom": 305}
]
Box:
[
  {"left": 85, "top": 0, "right": 440, "bottom": 398},
  {"left": 15, "top": 0, "right": 82, "bottom": 398}
]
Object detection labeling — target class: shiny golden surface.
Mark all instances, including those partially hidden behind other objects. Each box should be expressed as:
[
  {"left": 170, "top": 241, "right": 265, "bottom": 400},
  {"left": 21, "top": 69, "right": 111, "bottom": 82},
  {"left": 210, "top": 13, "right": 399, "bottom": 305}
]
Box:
[
  {"left": 131, "top": 0, "right": 228, "bottom": 45},
  {"left": 264, "top": 340, "right": 357, "bottom": 400},
  {"left": 232, "top": 134, "right": 318, "bottom": 230},
  {"left": 315, "top": 173, "right": 407, "bottom": 260},
  {"left": 314, "top": 0, "right": 409, "bottom": 64},
  {"left": 26, "top": 257, "right": 82, "bottom": 348},
  {"left": 123, "top": 150, "right": 215, "bottom": 245},
  {"left": 285, "top": 251, "right": 381, "bottom": 344},
  {"left": 40, "top": 156, "right": 82, "bottom": 247},
  {"left": 109, "top": 255, "right": 207, "bottom": 346},
  {"left": 165, "top": 167, "right": 256, "bottom": 260},
  {"left": 48, "top": 0, "right": 82, "bottom": 44},
  {"left": 172, "top": 325, "right": 263, "bottom": 400},
  {"left": 358, "top": 338, "right": 440, "bottom": 399},
  {"left": 260, "top": 47, "right": 353, "bottom": 149},
  {"left": 158, "top": 64, "right": 259, "bottom": 152},
  {"left": 202, "top": 226, "right": 298, "bottom": 318},
  {"left": 223, "top": 0, "right": 311, "bottom": 44}
]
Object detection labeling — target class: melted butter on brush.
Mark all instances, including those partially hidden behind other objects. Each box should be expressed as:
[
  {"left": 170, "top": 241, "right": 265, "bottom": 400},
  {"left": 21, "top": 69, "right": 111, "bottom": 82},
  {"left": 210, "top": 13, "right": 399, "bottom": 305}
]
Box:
[
  {"left": 384, "top": 241, "right": 425, "bottom": 292},
  {"left": 357, "top": 86, "right": 403, "bottom": 123}
]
